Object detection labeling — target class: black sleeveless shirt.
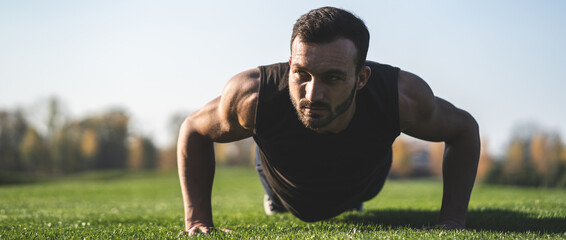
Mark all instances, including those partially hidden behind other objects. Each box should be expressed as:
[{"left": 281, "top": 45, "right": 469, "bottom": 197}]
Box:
[{"left": 253, "top": 61, "right": 400, "bottom": 222}]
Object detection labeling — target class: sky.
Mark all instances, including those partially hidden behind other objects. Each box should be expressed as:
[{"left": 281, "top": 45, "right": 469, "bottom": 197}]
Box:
[{"left": 1, "top": 0, "right": 565, "bottom": 156}]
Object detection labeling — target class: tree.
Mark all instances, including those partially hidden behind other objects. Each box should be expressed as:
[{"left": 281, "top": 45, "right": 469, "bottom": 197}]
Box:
[
  {"left": 214, "top": 138, "right": 255, "bottom": 166},
  {"left": 502, "top": 138, "right": 538, "bottom": 186},
  {"left": 80, "top": 128, "right": 98, "bottom": 169},
  {"left": 18, "top": 127, "right": 50, "bottom": 173},
  {"left": 428, "top": 142, "right": 444, "bottom": 177},
  {"left": 0, "top": 110, "right": 28, "bottom": 172},
  {"left": 491, "top": 123, "right": 566, "bottom": 187},
  {"left": 158, "top": 111, "right": 191, "bottom": 170},
  {"left": 128, "top": 135, "right": 158, "bottom": 170},
  {"left": 530, "top": 132, "right": 550, "bottom": 176},
  {"left": 52, "top": 122, "right": 82, "bottom": 173},
  {"left": 391, "top": 137, "right": 413, "bottom": 177},
  {"left": 476, "top": 139, "right": 493, "bottom": 181},
  {"left": 91, "top": 110, "right": 130, "bottom": 169}
]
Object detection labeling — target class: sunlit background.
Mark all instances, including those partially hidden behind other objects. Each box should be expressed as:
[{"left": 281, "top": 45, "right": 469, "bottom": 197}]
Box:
[{"left": 1, "top": 1, "right": 565, "bottom": 186}]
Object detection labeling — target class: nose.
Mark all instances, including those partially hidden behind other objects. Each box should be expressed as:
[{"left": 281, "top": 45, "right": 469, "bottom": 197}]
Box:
[{"left": 304, "top": 79, "right": 323, "bottom": 102}]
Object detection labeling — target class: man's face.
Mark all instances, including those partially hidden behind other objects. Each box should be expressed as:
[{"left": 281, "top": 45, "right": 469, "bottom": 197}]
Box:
[{"left": 288, "top": 37, "right": 361, "bottom": 133}]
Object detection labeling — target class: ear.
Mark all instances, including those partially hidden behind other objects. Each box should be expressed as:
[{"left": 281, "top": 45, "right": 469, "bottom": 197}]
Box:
[
  {"left": 356, "top": 66, "right": 371, "bottom": 90},
  {"left": 288, "top": 57, "right": 292, "bottom": 66}
]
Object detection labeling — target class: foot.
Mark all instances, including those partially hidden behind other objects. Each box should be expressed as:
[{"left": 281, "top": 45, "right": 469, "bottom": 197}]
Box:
[
  {"left": 263, "top": 194, "right": 286, "bottom": 215},
  {"left": 346, "top": 202, "right": 364, "bottom": 212}
]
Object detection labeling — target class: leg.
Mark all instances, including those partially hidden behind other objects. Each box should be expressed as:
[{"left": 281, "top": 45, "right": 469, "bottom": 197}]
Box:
[{"left": 254, "top": 146, "right": 286, "bottom": 214}]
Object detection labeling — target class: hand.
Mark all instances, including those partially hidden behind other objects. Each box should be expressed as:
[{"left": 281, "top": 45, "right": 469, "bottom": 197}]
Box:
[
  {"left": 181, "top": 225, "right": 233, "bottom": 236},
  {"left": 433, "top": 220, "right": 465, "bottom": 230}
]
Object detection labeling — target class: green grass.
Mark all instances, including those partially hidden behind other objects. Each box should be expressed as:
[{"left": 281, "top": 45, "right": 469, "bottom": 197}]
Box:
[{"left": 1, "top": 167, "right": 565, "bottom": 239}]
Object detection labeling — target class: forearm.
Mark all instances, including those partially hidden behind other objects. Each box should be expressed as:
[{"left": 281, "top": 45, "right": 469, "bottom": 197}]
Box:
[
  {"left": 439, "top": 120, "right": 480, "bottom": 227},
  {"left": 177, "top": 121, "right": 216, "bottom": 229}
]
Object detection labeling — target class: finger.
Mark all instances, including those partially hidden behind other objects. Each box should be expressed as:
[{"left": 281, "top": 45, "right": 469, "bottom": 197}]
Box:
[
  {"left": 186, "top": 227, "right": 231, "bottom": 235},
  {"left": 432, "top": 223, "right": 464, "bottom": 230},
  {"left": 187, "top": 227, "right": 203, "bottom": 236},
  {"left": 199, "top": 226, "right": 213, "bottom": 234}
]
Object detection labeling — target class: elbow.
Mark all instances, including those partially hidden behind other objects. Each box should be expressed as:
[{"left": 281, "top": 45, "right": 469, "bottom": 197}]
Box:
[
  {"left": 176, "top": 115, "right": 205, "bottom": 158},
  {"left": 468, "top": 113, "right": 481, "bottom": 152},
  {"left": 178, "top": 114, "right": 208, "bottom": 141},
  {"left": 177, "top": 116, "right": 194, "bottom": 145},
  {"left": 176, "top": 116, "right": 193, "bottom": 162},
  {"left": 443, "top": 111, "right": 481, "bottom": 165},
  {"left": 176, "top": 115, "right": 215, "bottom": 168},
  {"left": 461, "top": 112, "right": 481, "bottom": 163},
  {"left": 464, "top": 111, "right": 480, "bottom": 140},
  {"left": 177, "top": 113, "right": 215, "bottom": 150},
  {"left": 446, "top": 110, "right": 480, "bottom": 147},
  {"left": 178, "top": 115, "right": 193, "bottom": 137}
]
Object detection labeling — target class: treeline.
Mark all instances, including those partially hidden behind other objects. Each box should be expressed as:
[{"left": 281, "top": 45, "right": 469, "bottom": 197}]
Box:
[
  {"left": 2, "top": 98, "right": 566, "bottom": 188},
  {"left": 0, "top": 97, "right": 255, "bottom": 184},
  {"left": 0, "top": 98, "right": 178, "bottom": 183},
  {"left": 483, "top": 125, "right": 566, "bottom": 187},
  {"left": 388, "top": 123, "right": 566, "bottom": 188}
]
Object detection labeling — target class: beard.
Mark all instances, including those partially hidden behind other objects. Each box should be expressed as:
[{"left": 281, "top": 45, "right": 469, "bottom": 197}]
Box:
[{"left": 291, "top": 82, "right": 357, "bottom": 131}]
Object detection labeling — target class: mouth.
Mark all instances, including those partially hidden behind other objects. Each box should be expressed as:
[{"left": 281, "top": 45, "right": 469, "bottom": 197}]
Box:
[
  {"left": 302, "top": 106, "right": 330, "bottom": 118},
  {"left": 297, "top": 99, "right": 331, "bottom": 117},
  {"left": 304, "top": 106, "right": 327, "bottom": 112}
]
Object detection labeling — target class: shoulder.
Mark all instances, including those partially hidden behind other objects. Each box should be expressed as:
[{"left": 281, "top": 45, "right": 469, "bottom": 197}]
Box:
[
  {"left": 397, "top": 70, "right": 436, "bottom": 131},
  {"left": 363, "top": 61, "right": 400, "bottom": 98},
  {"left": 219, "top": 68, "right": 260, "bottom": 132},
  {"left": 223, "top": 68, "right": 260, "bottom": 97}
]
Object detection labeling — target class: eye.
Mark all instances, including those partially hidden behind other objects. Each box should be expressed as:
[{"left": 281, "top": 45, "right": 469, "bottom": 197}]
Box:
[
  {"left": 294, "top": 71, "right": 311, "bottom": 82},
  {"left": 329, "top": 76, "right": 342, "bottom": 81},
  {"left": 324, "top": 75, "right": 344, "bottom": 84}
]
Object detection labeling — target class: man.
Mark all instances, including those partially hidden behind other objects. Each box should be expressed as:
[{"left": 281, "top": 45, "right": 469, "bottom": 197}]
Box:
[{"left": 177, "top": 7, "right": 479, "bottom": 235}]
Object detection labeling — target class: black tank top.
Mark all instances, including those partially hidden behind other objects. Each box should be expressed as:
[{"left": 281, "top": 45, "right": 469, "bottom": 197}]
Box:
[{"left": 253, "top": 61, "right": 400, "bottom": 222}]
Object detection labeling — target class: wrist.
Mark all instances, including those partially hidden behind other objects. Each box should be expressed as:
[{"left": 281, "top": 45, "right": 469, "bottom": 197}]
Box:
[
  {"left": 437, "top": 218, "right": 465, "bottom": 229},
  {"left": 185, "top": 218, "right": 214, "bottom": 230},
  {"left": 185, "top": 207, "right": 213, "bottom": 227}
]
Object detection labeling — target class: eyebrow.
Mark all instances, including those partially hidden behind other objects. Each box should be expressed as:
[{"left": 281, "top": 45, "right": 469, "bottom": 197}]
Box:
[
  {"left": 291, "top": 64, "right": 347, "bottom": 74},
  {"left": 322, "top": 69, "right": 348, "bottom": 77}
]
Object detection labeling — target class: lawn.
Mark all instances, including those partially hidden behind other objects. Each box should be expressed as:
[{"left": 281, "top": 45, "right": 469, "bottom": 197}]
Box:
[{"left": 1, "top": 167, "right": 565, "bottom": 239}]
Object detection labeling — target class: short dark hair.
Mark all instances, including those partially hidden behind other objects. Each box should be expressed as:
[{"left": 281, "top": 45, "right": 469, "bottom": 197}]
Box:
[{"left": 291, "top": 7, "right": 370, "bottom": 73}]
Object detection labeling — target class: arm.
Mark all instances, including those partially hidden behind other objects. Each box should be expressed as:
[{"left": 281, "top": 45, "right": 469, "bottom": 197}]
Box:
[
  {"left": 398, "top": 70, "right": 480, "bottom": 229},
  {"left": 177, "top": 68, "right": 259, "bottom": 235}
]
